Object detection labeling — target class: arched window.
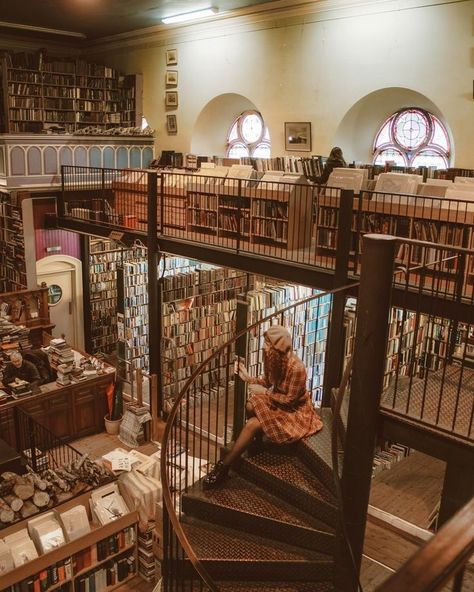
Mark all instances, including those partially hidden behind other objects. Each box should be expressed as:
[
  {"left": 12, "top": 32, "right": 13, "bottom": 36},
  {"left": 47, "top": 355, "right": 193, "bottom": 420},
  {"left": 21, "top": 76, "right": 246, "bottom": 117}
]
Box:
[
  {"left": 373, "top": 108, "right": 450, "bottom": 169},
  {"left": 226, "top": 111, "right": 271, "bottom": 158}
]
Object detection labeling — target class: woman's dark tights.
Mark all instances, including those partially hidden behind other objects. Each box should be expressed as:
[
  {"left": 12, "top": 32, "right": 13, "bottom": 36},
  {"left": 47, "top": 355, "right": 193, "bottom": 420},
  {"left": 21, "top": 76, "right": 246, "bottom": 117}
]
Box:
[{"left": 222, "top": 401, "right": 262, "bottom": 467}]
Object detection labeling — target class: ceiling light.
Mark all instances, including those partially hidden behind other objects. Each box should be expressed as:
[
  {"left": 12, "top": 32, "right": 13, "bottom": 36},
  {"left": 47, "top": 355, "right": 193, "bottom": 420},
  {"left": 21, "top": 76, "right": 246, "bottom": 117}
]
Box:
[{"left": 162, "top": 7, "right": 218, "bottom": 25}]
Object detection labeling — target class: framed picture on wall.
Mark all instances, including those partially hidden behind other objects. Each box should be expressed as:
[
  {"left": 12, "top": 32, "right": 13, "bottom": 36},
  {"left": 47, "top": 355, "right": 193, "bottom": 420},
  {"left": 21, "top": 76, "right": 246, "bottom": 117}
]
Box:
[
  {"left": 165, "top": 91, "right": 178, "bottom": 107},
  {"left": 284, "top": 122, "right": 312, "bottom": 152},
  {"left": 166, "top": 70, "right": 178, "bottom": 86},
  {"left": 166, "top": 49, "right": 178, "bottom": 66},
  {"left": 167, "top": 114, "right": 178, "bottom": 134}
]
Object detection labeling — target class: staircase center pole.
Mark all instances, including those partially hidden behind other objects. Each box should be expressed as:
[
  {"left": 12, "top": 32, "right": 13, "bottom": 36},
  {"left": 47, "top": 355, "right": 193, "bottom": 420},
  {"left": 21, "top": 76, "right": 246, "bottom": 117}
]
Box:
[{"left": 337, "top": 233, "right": 397, "bottom": 591}]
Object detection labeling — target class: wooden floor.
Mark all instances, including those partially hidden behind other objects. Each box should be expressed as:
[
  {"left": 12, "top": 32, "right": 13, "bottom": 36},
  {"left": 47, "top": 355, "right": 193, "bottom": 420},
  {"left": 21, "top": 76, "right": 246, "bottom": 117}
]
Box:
[{"left": 369, "top": 451, "right": 445, "bottom": 528}]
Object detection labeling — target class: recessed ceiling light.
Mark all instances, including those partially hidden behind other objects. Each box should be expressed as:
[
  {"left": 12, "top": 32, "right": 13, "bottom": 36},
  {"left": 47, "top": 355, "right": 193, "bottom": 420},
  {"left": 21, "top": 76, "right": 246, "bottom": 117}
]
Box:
[{"left": 162, "top": 7, "right": 218, "bottom": 25}]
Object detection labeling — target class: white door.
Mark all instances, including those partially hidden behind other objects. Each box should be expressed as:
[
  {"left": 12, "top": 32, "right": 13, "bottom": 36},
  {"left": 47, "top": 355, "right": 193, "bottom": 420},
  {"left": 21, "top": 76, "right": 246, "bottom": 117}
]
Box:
[{"left": 38, "top": 269, "right": 77, "bottom": 346}]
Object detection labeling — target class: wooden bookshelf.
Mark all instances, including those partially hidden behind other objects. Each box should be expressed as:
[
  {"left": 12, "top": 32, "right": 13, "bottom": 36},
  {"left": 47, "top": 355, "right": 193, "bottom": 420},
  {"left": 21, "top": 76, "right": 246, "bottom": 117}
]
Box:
[
  {"left": 245, "top": 281, "right": 330, "bottom": 406},
  {"left": 0, "top": 51, "right": 142, "bottom": 134},
  {"left": 88, "top": 239, "right": 147, "bottom": 356},
  {"left": 0, "top": 490, "right": 139, "bottom": 591},
  {"left": 0, "top": 192, "right": 27, "bottom": 291}
]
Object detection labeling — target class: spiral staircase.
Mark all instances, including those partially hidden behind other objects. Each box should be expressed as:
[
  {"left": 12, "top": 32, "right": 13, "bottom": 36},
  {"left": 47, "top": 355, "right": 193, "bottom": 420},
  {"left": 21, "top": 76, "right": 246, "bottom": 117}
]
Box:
[{"left": 179, "top": 406, "right": 338, "bottom": 591}]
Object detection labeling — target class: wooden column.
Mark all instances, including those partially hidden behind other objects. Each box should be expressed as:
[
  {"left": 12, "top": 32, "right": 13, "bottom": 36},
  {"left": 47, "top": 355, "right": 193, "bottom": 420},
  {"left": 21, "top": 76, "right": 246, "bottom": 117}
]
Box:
[
  {"left": 322, "top": 189, "right": 353, "bottom": 406},
  {"left": 438, "top": 460, "right": 474, "bottom": 528},
  {"left": 336, "top": 233, "right": 397, "bottom": 592}
]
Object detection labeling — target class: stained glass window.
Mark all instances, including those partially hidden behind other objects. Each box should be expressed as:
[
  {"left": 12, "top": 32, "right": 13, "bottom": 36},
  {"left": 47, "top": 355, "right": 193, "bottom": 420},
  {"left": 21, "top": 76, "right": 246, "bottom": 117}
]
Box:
[
  {"left": 227, "top": 111, "right": 271, "bottom": 158},
  {"left": 373, "top": 108, "right": 450, "bottom": 169}
]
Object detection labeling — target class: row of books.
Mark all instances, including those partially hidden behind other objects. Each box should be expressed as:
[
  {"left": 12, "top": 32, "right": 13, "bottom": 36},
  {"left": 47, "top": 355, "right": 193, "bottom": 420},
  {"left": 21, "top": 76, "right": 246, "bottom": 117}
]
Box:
[
  {"left": 75, "top": 552, "right": 136, "bottom": 592},
  {"left": 73, "top": 527, "right": 135, "bottom": 572}
]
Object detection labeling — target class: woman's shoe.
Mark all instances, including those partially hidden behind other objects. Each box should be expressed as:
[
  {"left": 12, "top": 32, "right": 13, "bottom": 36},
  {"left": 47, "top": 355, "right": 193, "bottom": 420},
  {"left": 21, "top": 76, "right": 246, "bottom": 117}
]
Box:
[{"left": 203, "top": 460, "right": 229, "bottom": 489}]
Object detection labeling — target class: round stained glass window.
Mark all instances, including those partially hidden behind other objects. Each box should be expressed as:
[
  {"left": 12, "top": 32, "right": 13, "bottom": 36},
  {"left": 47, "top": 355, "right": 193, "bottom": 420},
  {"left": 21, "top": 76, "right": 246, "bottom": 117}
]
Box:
[
  {"left": 226, "top": 111, "right": 271, "bottom": 159},
  {"left": 48, "top": 284, "right": 62, "bottom": 306},
  {"left": 241, "top": 113, "right": 263, "bottom": 143},
  {"left": 373, "top": 108, "right": 450, "bottom": 169},
  {"left": 392, "top": 109, "right": 430, "bottom": 151}
]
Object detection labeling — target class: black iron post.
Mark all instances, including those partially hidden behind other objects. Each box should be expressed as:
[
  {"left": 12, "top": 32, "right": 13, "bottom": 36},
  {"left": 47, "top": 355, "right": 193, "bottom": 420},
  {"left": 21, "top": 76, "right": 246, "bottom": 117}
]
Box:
[
  {"left": 147, "top": 172, "right": 163, "bottom": 416},
  {"left": 233, "top": 294, "right": 249, "bottom": 440},
  {"left": 336, "top": 233, "right": 397, "bottom": 591},
  {"left": 322, "top": 189, "right": 353, "bottom": 406}
]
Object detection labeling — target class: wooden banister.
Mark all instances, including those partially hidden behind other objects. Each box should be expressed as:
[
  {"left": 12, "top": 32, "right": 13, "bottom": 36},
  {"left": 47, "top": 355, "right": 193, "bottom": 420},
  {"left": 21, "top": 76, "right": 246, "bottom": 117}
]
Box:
[{"left": 376, "top": 497, "right": 474, "bottom": 592}]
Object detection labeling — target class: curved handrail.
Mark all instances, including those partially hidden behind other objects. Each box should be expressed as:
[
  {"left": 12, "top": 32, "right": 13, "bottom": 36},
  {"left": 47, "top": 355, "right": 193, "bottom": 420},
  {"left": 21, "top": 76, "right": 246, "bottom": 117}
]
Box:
[
  {"left": 160, "top": 280, "right": 359, "bottom": 590},
  {"left": 376, "top": 497, "right": 474, "bottom": 592}
]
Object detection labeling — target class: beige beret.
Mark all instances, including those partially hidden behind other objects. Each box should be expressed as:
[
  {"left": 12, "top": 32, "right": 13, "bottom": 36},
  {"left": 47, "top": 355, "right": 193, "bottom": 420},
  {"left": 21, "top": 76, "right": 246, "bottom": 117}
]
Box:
[{"left": 264, "top": 325, "right": 292, "bottom": 353}]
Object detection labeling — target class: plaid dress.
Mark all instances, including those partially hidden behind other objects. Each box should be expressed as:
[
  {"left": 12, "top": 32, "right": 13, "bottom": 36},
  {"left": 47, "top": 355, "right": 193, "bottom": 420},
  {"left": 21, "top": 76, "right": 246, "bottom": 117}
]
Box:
[{"left": 248, "top": 354, "right": 323, "bottom": 443}]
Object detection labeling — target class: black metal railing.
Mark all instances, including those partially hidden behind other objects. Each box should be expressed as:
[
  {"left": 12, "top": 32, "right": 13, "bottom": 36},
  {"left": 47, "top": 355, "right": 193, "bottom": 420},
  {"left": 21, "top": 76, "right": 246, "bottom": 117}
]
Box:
[
  {"left": 60, "top": 166, "right": 474, "bottom": 300},
  {"left": 379, "top": 239, "right": 474, "bottom": 442},
  {"left": 0, "top": 406, "right": 87, "bottom": 470}
]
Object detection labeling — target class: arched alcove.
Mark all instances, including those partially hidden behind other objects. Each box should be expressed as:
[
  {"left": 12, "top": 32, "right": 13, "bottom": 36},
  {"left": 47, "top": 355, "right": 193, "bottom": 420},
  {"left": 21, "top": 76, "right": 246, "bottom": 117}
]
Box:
[
  {"left": 191, "top": 93, "right": 259, "bottom": 156},
  {"left": 333, "top": 88, "right": 453, "bottom": 164}
]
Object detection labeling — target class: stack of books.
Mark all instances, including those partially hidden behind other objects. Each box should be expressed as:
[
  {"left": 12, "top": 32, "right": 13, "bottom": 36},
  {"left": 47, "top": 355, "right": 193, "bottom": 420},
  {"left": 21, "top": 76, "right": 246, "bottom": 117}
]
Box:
[
  {"left": 49, "top": 338, "right": 74, "bottom": 385},
  {"left": 137, "top": 522, "right": 156, "bottom": 582}
]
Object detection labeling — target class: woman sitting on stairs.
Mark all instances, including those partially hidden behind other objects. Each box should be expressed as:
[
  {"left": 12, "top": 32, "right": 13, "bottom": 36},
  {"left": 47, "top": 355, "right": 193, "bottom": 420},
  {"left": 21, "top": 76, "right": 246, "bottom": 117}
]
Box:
[{"left": 203, "top": 325, "right": 323, "bottom": 489}]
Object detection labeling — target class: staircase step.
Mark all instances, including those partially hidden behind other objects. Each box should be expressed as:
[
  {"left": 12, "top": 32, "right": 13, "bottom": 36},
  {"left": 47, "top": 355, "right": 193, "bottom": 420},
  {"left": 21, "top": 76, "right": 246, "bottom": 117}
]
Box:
[
  {"left": 297, "top": 407, "right": 338, "bottom": 494},
  {"left": 215, "top": 581, "right": 335, "bottom": 591},
  {"left": 182, "top": 474, "right": 335, "bottom": 553},
  {"left": 181, "top": 517, "right": 334, "bottom": 582},
  {"left": 235, "top": 448, "right": 337, "bottom": 527}
]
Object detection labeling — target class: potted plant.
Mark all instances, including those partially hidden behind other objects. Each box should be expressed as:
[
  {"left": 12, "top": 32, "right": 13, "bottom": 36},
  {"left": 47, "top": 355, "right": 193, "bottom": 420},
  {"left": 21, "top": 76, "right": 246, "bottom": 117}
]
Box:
[{"left": 104, "top": 380, "right": 123, "bottom": 435}]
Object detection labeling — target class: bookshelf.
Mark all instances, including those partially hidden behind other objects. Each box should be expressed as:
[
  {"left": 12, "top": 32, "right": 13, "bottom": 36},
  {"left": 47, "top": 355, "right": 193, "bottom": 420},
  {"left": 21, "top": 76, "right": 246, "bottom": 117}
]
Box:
[
  {"left": 185, "top": 182, "right": 313, "bottom": 250},
  {"left": 315, "top": 192, "right": 474, "bottom": 272},
  {"left": 0, "top": 192, "right": 27, "bottom": 291},
  {"left": 87, "top": 239, "right": 147, "bottom": 357},
  {"left": 245, "top": 282, "right": 331, "bottom": 406},
  {"left": 0, "top": 51, "right": 142, "bottom": 134},
  {"left": 160, "top": 261, "right": 249, "bottom": 406},
  {"left": 0, "top": 491, "right": 139, "bottom": 592}
]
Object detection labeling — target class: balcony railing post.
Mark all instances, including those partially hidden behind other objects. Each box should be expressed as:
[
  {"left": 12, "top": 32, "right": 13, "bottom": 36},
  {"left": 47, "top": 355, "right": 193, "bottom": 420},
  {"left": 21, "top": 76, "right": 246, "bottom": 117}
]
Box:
[
  {"left": 159, "top": 172, "right": 165, "bottom": 233},
  {"left": 336, "top": 233, "right": 397, "bottom": 592},
  {"left": 233, "top": 294, "right": 249, "bottom": 440},
  {"left": 322, "top": 189, "right": 353, "bottom": 406},
  {"left": 147, "top": 171, "right": 163, "bottom": 417},
  {"left": 237, "top": 178, "right": 242, "bottom": 254},
  {"left": 58, "top": 165, "right": 66, "bottom": 218},
  {"left": 27, "top": 415, "right": 38, "bottom": 473}
]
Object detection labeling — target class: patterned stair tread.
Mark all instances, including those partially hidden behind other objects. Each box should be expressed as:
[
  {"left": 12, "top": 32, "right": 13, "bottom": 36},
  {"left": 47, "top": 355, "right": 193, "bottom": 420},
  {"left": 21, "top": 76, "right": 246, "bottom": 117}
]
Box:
[
  {"left": 183, "top": 474, "right": 335, "bottom": 535},
  {"left": 181, "top": 518, "right": 334, "bottom": 563},
  {"left": 240, "top": 449, "right": 337, "bottom": 507},
  {"left": 298, "top": 407, "right": 334, "bottom": 474},
  {"left": 215, "top": 581, "right": 335, "bottom": 591}
]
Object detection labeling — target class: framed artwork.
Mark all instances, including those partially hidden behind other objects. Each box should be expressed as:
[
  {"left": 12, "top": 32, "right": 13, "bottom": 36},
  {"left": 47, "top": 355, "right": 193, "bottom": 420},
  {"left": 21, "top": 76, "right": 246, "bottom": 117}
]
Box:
[
  {"left": 166, "top": 70, "right": 178, "bottom": 86},
  {"left": 165, "top": 91, "right": 178, "bottom": 108},
  {"left": 166, "top": 49, "right": 178, "bottom": 66},
  {"left": 284, "top": 122, "right": 312, "bottom": 152},
  {"left": 167, "top": 114, "right": 177, "bottom": 134}
]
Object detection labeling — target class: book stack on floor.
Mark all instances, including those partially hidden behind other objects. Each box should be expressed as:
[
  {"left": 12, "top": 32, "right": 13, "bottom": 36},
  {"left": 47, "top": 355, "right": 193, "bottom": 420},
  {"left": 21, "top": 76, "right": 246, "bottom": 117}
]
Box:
[
  {"left": 48, "top": 338, "right": 74, "bottom": 385},
  {"left": 372, "top": 443, "right": 412, "bottom": 477},
  {"left": 137, "top": 522, "right": 156, "bottom": 582}
]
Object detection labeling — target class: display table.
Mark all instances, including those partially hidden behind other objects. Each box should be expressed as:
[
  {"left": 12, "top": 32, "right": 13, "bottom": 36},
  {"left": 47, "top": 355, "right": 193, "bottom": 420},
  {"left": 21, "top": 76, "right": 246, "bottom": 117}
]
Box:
[{"left": 0, "top": 367, "right": 115, "bottom": 445}]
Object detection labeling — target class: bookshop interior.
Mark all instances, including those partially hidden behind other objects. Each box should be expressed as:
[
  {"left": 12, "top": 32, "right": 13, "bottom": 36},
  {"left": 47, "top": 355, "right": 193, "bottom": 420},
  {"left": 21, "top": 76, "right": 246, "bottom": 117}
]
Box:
[{"left": 0, "top": 0, "right": 474, "bottom": 591}]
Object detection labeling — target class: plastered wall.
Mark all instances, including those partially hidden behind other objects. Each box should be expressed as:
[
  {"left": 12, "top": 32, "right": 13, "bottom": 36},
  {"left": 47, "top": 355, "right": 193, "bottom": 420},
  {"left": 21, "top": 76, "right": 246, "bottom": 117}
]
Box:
[{"left": 84, "top": 1, "right": 474, "bottom": 165}]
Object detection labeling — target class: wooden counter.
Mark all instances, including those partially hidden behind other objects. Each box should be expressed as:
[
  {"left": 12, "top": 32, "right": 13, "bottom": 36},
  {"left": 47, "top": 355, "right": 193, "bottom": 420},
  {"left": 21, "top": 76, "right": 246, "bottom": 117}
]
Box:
[{"left": 0, "top": 369, "right": 114, "bottom": 445}]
